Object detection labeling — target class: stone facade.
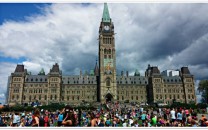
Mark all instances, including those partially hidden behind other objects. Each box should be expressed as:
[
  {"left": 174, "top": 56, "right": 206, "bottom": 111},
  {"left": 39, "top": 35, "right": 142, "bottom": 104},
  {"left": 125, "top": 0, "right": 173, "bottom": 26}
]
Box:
[{"left": 6, "top": 3, "right": 196, "bottom": 106}]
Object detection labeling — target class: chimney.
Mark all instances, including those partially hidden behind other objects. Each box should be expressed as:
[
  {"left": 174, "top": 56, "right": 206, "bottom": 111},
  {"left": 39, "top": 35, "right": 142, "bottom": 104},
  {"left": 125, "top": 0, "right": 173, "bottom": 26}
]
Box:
[{"left": 126, "top": 71, "right": 129, "bottom": 77}]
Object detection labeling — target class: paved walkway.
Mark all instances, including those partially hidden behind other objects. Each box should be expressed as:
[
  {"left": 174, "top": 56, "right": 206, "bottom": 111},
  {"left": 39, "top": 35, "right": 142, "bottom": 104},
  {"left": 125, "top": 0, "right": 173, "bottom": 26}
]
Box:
[{"left": 197, "top": 114, "right": 208, "bottom": 119}]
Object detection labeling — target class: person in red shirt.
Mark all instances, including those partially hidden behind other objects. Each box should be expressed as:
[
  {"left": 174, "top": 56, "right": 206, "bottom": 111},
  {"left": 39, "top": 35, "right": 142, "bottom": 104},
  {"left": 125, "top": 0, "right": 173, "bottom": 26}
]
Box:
[
  {"left": 44, "top": 113, "right": 49, "bottom": 127},
  {"left": 32, "top": 109, "right": 40, "bottom": 127}
]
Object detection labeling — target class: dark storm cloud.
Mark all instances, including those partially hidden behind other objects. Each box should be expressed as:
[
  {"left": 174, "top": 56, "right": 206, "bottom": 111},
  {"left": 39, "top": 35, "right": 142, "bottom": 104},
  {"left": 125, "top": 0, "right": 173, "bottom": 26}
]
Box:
[
  {"left": 128, "top": 4, "right": 208, "bottom": 61},
  {"left": 108, "top": 3, "right": 208, "bottom": 79}
]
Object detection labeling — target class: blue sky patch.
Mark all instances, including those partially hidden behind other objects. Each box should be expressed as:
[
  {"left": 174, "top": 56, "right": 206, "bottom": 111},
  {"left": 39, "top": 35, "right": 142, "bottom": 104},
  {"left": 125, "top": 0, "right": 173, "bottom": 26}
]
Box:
[
  {"left": 0, "top": 56, "right": 27, "bottom": 63},
  {"left": 0, "top": 3, "right": 51, "bottom": 25}
]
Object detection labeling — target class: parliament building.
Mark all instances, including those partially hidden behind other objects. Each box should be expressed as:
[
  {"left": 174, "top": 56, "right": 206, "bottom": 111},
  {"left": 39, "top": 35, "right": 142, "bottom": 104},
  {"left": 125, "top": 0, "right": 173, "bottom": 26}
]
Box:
[{"left": 6, "top": 3, "right": 196, "bottom": 106}]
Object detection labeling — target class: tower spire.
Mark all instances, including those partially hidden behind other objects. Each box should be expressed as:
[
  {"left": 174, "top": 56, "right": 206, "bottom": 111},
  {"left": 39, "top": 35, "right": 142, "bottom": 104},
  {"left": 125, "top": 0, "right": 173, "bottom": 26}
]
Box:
[
  {"left": 102, "top": 3, "right": 111, "bottom": 23},
  {"left": 94, "top": 58, "right": 99, "bottom": 76}
]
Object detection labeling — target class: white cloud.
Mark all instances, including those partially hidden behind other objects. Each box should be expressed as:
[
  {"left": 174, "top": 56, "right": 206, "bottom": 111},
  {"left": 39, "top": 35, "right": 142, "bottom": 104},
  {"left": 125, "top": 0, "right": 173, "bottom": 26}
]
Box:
[{"left": 0, "top": 62, "right": 17, "bottom": 104}]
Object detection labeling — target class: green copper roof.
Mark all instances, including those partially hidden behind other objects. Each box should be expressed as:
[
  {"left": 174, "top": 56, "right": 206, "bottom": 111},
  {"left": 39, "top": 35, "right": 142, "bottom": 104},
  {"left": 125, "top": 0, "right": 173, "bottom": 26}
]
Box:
[
  {"left": 38, "top": 68, "right": 45, "bottom": 75},
  {"left": 90, "top": 69, "right": 94, "bottom": 76},
  {"left": 102, "top": 3, "right": 111, "bottom": 23},
  {"left": 134, "top": 69, "right": 140, "bottom": 76}
]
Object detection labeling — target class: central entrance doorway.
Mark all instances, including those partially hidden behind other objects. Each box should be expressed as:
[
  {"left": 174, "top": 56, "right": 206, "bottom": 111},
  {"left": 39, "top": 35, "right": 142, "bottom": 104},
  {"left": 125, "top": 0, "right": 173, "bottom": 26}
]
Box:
[{"left": 105, "top": 93, "right": 113, "bottom": 102}]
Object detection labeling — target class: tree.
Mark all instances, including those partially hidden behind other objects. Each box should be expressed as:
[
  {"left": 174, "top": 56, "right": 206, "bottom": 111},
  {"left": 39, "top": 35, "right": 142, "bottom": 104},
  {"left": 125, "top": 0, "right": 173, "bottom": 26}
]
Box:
[{"left": 198, "top": 80, "right": 208, "bottom": 103}]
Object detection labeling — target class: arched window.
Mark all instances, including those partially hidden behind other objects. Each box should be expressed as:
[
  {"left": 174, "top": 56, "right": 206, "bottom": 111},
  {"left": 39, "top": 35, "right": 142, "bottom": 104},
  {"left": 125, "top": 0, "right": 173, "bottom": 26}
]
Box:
[
  {"left": 45, "top": 95, "right": 47, "bottom": 100},
  {"left": 122, "top": 96, "right": 124, "bottom": 100},
  {"left": 106, "top": 79, "right": 110, "bottom": 86},
  {"left": 109, "top": 49, "right": 111, "bottom": 54},
  {"left": 136, "top": 96, "right": 138, "bottom": 100},
  {"left": 23, "top": 95, "right": 26, "bottom": 100},
  {"left": 104, "top": 49, "right": 107, "bottom": 54},
  {"left": 39, "top": 95, "right": 41, "bottom": 100},
  {"left": 29, "top": 95, "right": 31, "bottom": 101},
  {"left": 131, "top": 96, "right": 133, "bottom": 100}
]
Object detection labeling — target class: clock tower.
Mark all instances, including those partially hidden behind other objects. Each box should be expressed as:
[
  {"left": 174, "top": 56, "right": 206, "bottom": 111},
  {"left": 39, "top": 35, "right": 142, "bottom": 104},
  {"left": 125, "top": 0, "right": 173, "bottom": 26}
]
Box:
[{"left": 98, "top": 3, "right": 117, "bottom": 103}]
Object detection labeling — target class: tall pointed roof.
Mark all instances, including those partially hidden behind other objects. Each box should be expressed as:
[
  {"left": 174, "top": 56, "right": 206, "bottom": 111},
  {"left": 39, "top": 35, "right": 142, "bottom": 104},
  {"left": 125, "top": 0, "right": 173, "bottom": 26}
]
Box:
[
  {"left": 102, "top": 3, "right": 111, "bottom": 23},
  {"left": 38, "top": 68, "right": 45, "bottom": 75},
  {"left": 94, "top": 59, "right": 99, "bottom": 76},
  {"left": 134, "top": 69, "right": 140, "bottom": 76}
]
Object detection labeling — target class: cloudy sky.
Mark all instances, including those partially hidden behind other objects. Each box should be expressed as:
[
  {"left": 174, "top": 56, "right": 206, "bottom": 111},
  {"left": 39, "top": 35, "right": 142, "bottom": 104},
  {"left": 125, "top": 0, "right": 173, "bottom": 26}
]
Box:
[{"left": 0, "top": 3, "right": 208, "bottom": 104}]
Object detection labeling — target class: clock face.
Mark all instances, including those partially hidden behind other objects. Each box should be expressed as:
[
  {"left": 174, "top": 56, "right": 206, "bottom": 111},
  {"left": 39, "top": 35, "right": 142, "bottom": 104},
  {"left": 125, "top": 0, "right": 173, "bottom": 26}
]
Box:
[{"left": 104, "top": 25, "right": 110, "bottom": 31}]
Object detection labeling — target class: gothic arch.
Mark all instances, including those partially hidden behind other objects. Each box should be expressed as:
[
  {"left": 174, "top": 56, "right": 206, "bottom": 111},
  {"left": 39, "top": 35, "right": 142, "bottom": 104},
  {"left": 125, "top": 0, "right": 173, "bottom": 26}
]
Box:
[
  {"left": 105, "top": 93, "right": 113, "bottom": 102},
  {"left": 105, "top": 78, "right": 111, "bottom": 86},
  {"left": 104, "top": 48, "right": 107, "bottom": 54},
  {"left": 109, "top": 49, "right": 111, "bottom": 54}
]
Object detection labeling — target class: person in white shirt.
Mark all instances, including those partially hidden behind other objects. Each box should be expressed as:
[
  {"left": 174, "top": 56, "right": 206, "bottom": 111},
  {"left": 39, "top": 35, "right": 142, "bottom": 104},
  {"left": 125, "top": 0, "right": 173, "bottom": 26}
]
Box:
[
  {"left": 170, "top": 108, "right": 176, "bottom": 124},
  {"left": 11, "top": 113, "right": 19, "bottom": 127},
  {"left": 122, "top": 120, "right": 128, "bottom": 127}
]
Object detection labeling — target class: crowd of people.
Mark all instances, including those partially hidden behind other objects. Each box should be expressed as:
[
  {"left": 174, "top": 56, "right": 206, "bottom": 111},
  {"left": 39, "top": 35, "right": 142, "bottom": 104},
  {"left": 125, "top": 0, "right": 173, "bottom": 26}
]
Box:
[{"left": 0, "top": 102, "right": 208, "bottom": 127}]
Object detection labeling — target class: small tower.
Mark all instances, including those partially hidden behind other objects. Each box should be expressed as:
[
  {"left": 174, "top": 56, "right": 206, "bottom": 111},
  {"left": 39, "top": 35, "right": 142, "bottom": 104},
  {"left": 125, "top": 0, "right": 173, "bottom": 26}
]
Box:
[
  {"left": 134, "top": 69, "right": 140, "bottom": 76},
  {"left": 94, "top": 59, "right": 99, "bottom": 76},
  {"left": 38, "top": 68, "right": 45, "bottom": 75}
]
